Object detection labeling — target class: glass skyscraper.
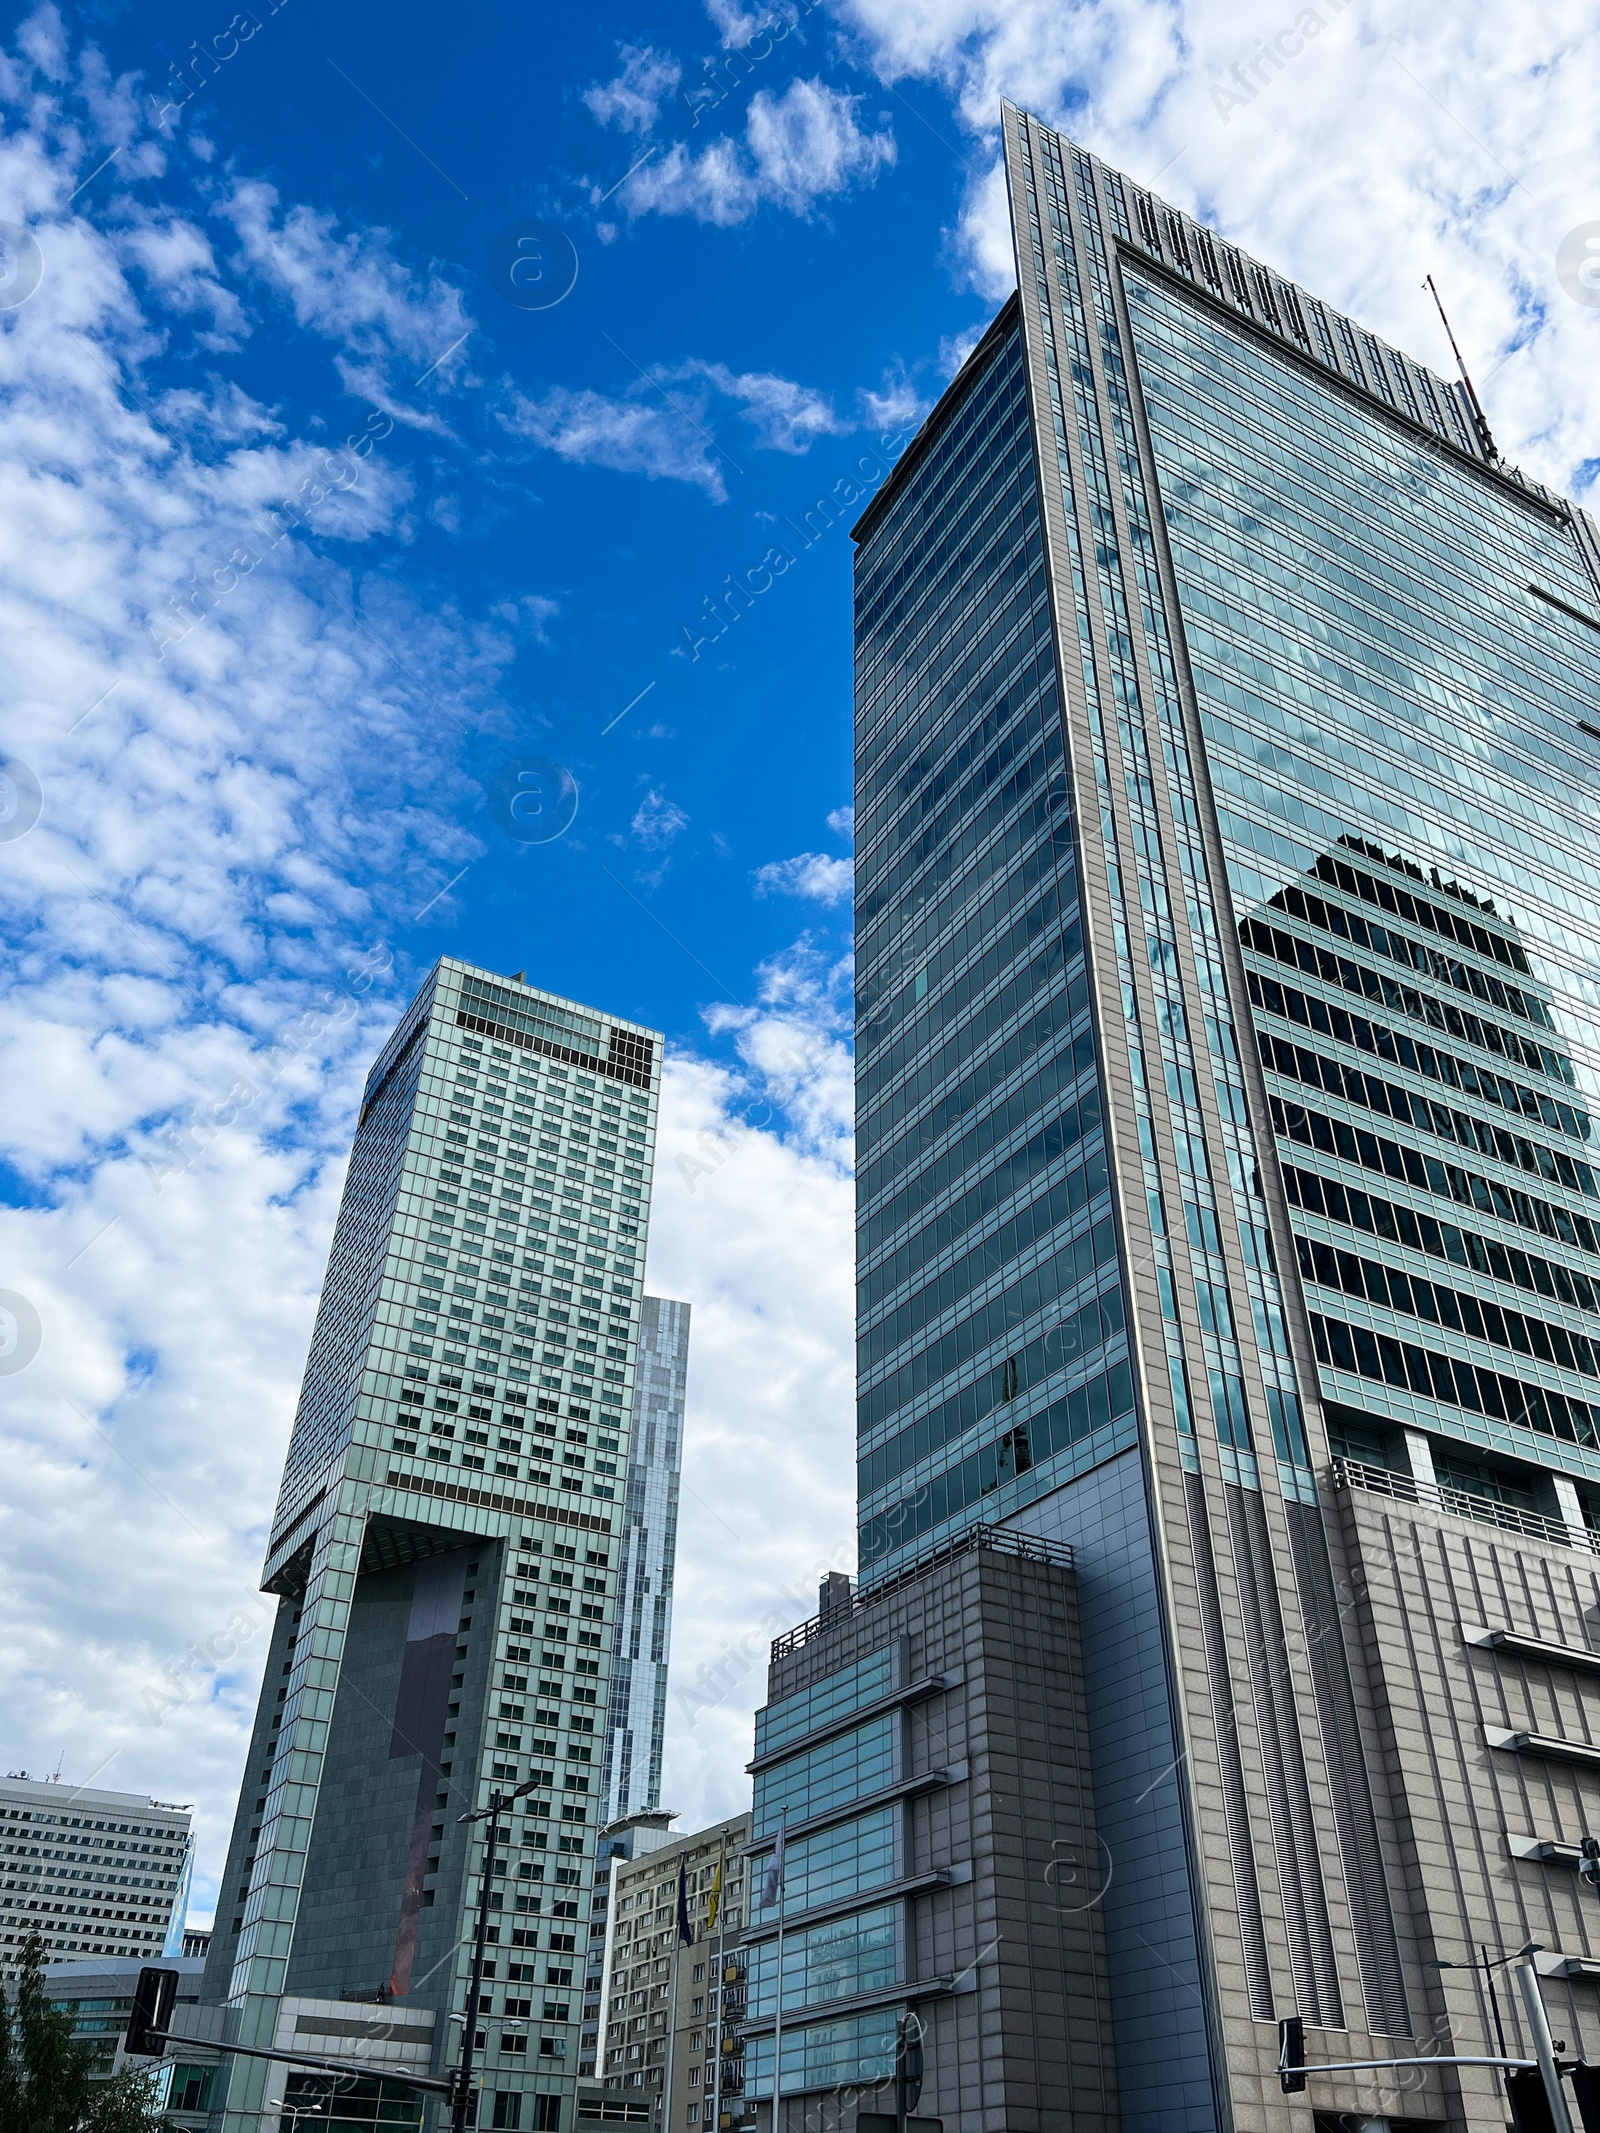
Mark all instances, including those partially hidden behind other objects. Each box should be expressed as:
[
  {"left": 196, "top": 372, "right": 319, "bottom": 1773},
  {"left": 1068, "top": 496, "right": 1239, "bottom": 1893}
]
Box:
[
  {"left": 200, "top": 959, "right": 660, "bottom": 2133},
  {"left": 601, "top": 1295, "right": 688, "bottom": 1829},
  {"left": 844, "top": 105, "right": 1600, "bottom": 2131},
  {"left": 581, "top": 1294, "right": 689, "bottom": 2083}
]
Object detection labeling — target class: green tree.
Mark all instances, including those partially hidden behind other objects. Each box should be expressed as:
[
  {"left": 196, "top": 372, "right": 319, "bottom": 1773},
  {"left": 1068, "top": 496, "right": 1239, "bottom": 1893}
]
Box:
[{"left": 0, "top": 1933, "right": 175, "bottom": 2132}]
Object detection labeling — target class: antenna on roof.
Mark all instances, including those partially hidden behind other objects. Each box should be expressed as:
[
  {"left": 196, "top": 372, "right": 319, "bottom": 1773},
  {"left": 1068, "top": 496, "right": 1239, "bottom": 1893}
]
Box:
[{"left": 1424, "top": 274, "right": 1498, "bottom": 464}]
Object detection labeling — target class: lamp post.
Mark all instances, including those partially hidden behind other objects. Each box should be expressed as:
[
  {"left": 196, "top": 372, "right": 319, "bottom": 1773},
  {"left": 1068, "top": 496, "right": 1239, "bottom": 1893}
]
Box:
[
  {"left": 1439, "top": 1939, "right": 1570, "bottom": 2133},
  {"left": 452, "top": 1778, "right": 540, "bottom": 2133},
  {"left": 1435, "top": 1942, "right": 1519, "bottom": 2104}
]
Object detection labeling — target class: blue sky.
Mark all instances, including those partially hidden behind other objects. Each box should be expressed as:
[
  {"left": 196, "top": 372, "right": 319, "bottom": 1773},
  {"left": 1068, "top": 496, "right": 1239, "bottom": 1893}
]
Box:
[
  {"left": 113, "top": 0, "right": 981, "bottom": 1040},
  {"left": 1, "top": 0, "right": 1596, "bottom": 1923}
]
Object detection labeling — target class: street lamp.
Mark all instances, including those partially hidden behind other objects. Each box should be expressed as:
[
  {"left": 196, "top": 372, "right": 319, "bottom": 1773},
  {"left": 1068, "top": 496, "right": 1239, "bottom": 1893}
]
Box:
[
  {"left": 1439, "top": 1940, "right": 1573, "bottom": 2133},
  {"left": 451, "top": 1778, "right": 541, "bottom": 2133},
  {"left": 1435, "top": 1939, "right": 1539, "bottom": 2076}
]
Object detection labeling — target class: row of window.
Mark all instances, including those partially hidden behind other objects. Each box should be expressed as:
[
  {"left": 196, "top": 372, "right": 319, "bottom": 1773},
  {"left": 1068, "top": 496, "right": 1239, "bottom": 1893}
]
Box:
[
  {"left": 1271, "top": 1095, "right": 1600, "bottom": 1260},
  {"left": 1311, "top": 1312, "right": 1600, "bottom": 1452},
  {"left": 1242, "top": 917, "right": 1567, "bottom": 1070},
  {"left": 860, "top": 647, "right": 1054, "bottom": 908},
  {"left": 1280, "top": 1160, "right": 1600, "bottom": 1320},
  {"left": 855, "top": 418, "right": 1034, "bottom": 732},
  {"left": 1258, "top": 1027, "right": 1597, "bottom": 1202},
  {"left": 861, "top": 876, "right": 1079, "bottom": 1114},
  {"left": 857, "top": 673, "right": 1066, "bottom": 1016},
  {"left": 858, "top": 949, "right": 1085, "bottom": 1205},
  {"left": 854, "top": 348, "right": 1030, "bottom": 687},
  {"left": 1247, "top": 968, "right": 1591, "bottom": 1144},
  {"left": 860, "top": 1358, "right": 1136, "bottom": 1567},
  {"left": 860, "top": 1208, "right": 1120, "bottom": 1445},
  {"left": 855, "top": 687, "right": 1062, "bottom": 971},
  {"left": 860, "top": 1131, "right": 1109, "bottom": 1376},
  {"left": 1296, "top": 1234, "right": 1600, "bottom": 1386},
  {"left": 859, "top": 1032, "right": 1099, "bottom": 1289},
  {"left": 866, "top": 925, "right": 1092, "bottom": 1160}
]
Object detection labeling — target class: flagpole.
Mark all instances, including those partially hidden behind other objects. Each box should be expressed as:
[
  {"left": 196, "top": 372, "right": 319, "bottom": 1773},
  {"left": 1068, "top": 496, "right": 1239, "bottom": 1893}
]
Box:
[
  {"left": 711, "top": 1827, "right": 727, "bottom": 2133},
  {"left": 665, "top": 1855, "right": 688, "bottom": 2133},
  {"left": 663, "top": 1930, "right": 677, "bottom": 2133},
  {"left": 771, "top": 1808, "right": 787, "bottom": 2133}
]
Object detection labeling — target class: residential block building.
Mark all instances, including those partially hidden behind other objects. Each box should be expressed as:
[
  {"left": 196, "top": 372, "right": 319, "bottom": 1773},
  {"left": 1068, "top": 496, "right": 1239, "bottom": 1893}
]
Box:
[{"left": 599, "top": 1813, "right": 750, "bottom": 2127}]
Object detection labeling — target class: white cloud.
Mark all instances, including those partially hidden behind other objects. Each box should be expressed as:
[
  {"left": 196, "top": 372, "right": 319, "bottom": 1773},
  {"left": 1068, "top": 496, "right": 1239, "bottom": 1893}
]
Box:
[
  {"left": 752, "top": 850, "right": 855, "bottom": 904},
  {"left": 500, "top": 381, "right": 730, "bottom": 497},
  {"left": 704, "top": 0, "right": 801, "bottom": 47},
  {"left": 825, "top": 803, "right": 854, "bottom": 839},
  {"left": 645, "top": 1050, "right": 854, "bottom": 1830},
  {"left": 119, "top": 213, "right": 245, "bottom": 347},
  {"left": 631, "top": 786, "right": 691, "bottom": 846},
  {"left": 498, "top": 357, "right": 844, "bottom": 500},
  {"left": 218, "top": 178, "right": 472, "bottom": 406},
  {"left": 703, "top": 936, "right": 854, "bottom": 1160},
  {"left": 585, "top": 44, "right": 683, "bottom": 134},
  {"left": 620, "top": 77, "right": 896, "bottom": 224},
  {"left": 675, "top": 358, "right": 846, "bottom": 452},
  {"left": 830, "top": 0, "right": 1600, "bottom": 503},
  {"left": 0, "top": 23, "right": 504, "bottom": 1921},
  {"left": 856, "top": 365, "right": 927, "bottom": 436}
]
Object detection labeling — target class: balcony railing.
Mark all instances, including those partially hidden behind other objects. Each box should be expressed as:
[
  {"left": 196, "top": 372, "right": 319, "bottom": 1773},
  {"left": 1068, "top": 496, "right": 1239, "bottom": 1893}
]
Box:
[
  {"left": 1331, "top": 1457, "right": 1600, "bottom": 1555},
  {"left": 772, "top": 1524, "right": 1075, "bottom": 1661}
]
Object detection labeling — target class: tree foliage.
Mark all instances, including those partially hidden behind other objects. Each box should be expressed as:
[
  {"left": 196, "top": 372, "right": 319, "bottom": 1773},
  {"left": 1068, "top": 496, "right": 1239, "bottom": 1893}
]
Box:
[{"left": 0, "top": 1933, "right": 176, "bottom": 2132}]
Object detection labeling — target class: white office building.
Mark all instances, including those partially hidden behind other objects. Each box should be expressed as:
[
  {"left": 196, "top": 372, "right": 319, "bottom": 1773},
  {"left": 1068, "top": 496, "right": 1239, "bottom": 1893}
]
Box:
[{"left": 0, "top": 1773, "right": 192, "bottom": 1968}]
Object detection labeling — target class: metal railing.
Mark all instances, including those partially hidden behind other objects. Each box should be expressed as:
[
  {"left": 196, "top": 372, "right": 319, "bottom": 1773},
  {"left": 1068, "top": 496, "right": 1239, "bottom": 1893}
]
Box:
[
  {"left": 771, "top": 1524, "right": 1075, "bottom": 1660},
  {"left": 1331, "top": 1457, "right": 1600, "bottom": 1555}
]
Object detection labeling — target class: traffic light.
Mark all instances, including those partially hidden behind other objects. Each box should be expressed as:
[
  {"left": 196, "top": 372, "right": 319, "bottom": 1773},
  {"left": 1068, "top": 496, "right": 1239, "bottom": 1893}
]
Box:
[
  {"left": 1570, "top": 2062, "right": 1600, "bottom": 2133},
  {"left": 1278, "top": 2017, "right": 1306, "bottom": 2095},
  {"left": 123, "top": 1967, "right": 178, "bottom": 2057},
  {"left": 1507, "top": 2067, "right": 1558, "bottom": 2133},
  {"left": 895, "top": 2013, "right": 924, "bottom": 2116}
]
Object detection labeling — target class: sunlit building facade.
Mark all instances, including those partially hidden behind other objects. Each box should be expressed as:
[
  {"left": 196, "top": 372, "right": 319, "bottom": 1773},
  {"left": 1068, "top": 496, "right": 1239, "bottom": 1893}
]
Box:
[
  {"left": 817, "top": 103, "right": 1600, "bottom": 2133},
  {"left": 200, "top": 960, "right": 661, "bottom": 2133}
]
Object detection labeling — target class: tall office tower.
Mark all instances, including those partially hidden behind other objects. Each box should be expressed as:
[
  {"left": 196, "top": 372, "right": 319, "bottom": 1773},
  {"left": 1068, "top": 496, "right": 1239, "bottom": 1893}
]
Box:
[
  {"left": 582, "top": 1298, "right": 688, "bottom": 2084},
  {"left": 602, "top": 1296, "right": 689, "bottom": 1826},
  {"left": 0, "top": 1775, "right": 192, "bottom": 1968},
  {"left": 200, "top": 959, "right": 661, "bottom": 2133},
  {"left": 846, "top": 104, "right": 1600, "bottom": 2133}
]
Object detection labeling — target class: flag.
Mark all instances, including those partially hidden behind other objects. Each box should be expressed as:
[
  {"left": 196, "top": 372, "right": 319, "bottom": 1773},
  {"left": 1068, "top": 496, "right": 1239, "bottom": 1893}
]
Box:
[
  {"left": 761, "top": 1827, "right": 785, "bottom": 1911},
  {"left": 676, "top": 1858, "right": 694, "bottom": 1946},
  {"left": 707, "top": 1858, "right": 723, "bottom": 1933}
]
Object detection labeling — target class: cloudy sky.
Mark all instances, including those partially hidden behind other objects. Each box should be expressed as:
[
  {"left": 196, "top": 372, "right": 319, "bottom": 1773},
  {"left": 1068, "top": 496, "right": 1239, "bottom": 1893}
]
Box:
[{"left": 0, "top": 0, "right": 1595, "bottom": 1927}]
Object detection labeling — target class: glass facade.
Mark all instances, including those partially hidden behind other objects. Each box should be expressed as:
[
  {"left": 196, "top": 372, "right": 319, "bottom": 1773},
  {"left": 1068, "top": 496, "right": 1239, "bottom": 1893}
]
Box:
[
  {"left": 203, "top": 960, "right": 663, "bottom": 2133},
  {"left": 751, "top": 1716, "right": 896, "bottom": 1836},
  {"left": 854, "top": 303, "right": 1134, "bottom": 1575},
  {"left": 1120, "top": 258, "right": 1600, "bottom": 1497},
  {"left": 744, "top": 2009, "right": 897, "bottom": 2099},
  {"left": 749, "top": 1808, "right": 896, "bottom": 1920},
  {"left": 754, "top": 1650, "right": 894, "bottom": 1760},
  {"left": 602, "top": 1293, "right": 688, "bottom": 1824},
  {"left": 833, "top": 96, "right": 1600, "bottom": 2133},
  {"left": 748, "top": 1902, "right": 900, "bottom": 2017}
]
